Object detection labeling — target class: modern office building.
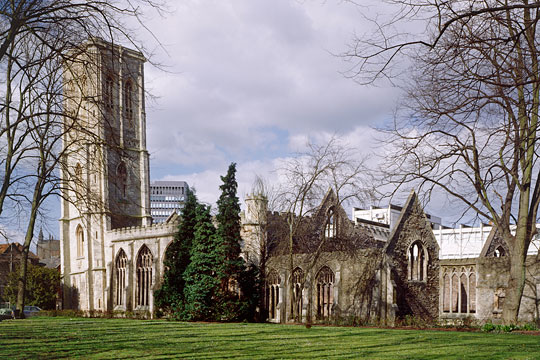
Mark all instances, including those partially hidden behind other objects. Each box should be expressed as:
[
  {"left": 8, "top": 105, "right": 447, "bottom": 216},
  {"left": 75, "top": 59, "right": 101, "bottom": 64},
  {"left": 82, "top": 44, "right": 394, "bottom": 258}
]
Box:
[{"left": 150, "top": 181, "right": 190, "bottom": 223}]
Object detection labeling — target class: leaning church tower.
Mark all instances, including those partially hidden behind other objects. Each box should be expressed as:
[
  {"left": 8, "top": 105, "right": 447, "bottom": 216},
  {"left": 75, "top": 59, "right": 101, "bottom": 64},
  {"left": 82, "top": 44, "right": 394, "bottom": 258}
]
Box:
[{"left": 60, "top": 39, "right": 151, "bottom": 311}]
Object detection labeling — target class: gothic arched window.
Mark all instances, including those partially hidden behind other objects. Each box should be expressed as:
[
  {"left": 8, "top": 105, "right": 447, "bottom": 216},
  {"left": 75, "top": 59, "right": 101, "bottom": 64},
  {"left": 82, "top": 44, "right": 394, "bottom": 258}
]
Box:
[
  {"left": 408, "top": 241, "right": 427, "bottom": 281},
  {"left": 325, "top": 207, "right": 337, "bottom": 239},
  {"left": 469, "top": 271, "right": 476, "bottom": 313},
  {"left": 136, "top": 245, "right": 153, "bottom": 307},
  {"left": 460, "top": 273, "right": 468, "bottom": 313},
  {"left": 316, "top": 266, "right": 335, "bottom": 320},
  {"left": 266, "top": 270, "right": 280, "bottom": 320},
  {"left": 494, "top": 246, "right": 506, "bottom": 257},
  {"left": 117, "top": 161, "right": 127, "bottom": 199},
  {"left": 124, "top": 80, "right": 133, "bottom": 121},
  {"left": 115, "top": 249, "right": 128, "bottom": 306},
  {"left": 104, "top": 76, "right": 114, "bottom": 109},
  {"left": 442, "top": 272, "right": 450, "bottom": 312},
  {"left": 76, "top": 225, "right": 84, "bottom": 258},
  {"left": 291, "top": 267, "right": 304, "bottom": 321}
]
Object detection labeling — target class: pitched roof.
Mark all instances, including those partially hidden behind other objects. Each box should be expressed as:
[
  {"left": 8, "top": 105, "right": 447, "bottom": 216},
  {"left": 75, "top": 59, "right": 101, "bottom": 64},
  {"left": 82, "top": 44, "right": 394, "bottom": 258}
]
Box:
[
  {"left": 384, "top": 189, "right": 440, "bottom": 255},
  {"left": 0, "top": 243, "right": 39, "bottom": 259}
]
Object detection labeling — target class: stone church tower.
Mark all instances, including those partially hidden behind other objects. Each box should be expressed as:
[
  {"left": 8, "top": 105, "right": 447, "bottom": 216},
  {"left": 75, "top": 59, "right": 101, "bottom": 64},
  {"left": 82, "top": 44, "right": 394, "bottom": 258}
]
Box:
[{"left": 60, "top": 39, "right": 151, "bottom": 311}]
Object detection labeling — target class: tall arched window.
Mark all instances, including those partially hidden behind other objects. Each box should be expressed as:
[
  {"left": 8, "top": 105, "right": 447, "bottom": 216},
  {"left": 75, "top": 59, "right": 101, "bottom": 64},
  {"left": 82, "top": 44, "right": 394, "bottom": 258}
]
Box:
[
  {"left": 460, "top": 273, "right": 468, "bottom": 313},
  {"left": 451, "top": 273, "right": 459, "bottom": 312},
  {"left": 291, "top": 267, "right": 304, "bottom": 321},
  {"left": 408, "top": 241, "right": 427, "bottom": 281},
  {"left": 117, "top": 161, "right": 127, "bottom": 199},
  {"left": 442, "top": 266, "right": 477, "bottom": 315},
  {"left": 442, "top": 272, "right": 450, "bottom": 312},
  {"left": 266, "top": 270, "right": 280, "bottom": 320},
  {"left": 325, "top": 207, "right": 337, "bottom": 239},
  {"left": 136, "top": 245, "right": 153, "bottom": 307},
  {"left": 469, "top": 271, "right": 476, "bottom": 313},
  {"left": 124, "top": 80, "right": 133, "bottom": 121},
  {"left": 115, "top": 249, "right": 128, "bottom": 306},
  {"left": 76, "top": 225, "right": 84, "bottom": 258},
  {"left": 104, "top": 76, "right": 114, "bottom": 109},
  {"left": 316, "top": 266, "right": 335, "bottom": 320}
]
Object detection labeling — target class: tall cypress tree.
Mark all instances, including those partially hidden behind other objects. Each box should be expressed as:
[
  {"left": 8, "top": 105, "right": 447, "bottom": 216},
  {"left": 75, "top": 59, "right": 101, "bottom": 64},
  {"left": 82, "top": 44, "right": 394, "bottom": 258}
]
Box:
[
  {"left": 216, "top": 163, "right": 244, "bottom": 286},
  {"left": 155, "top": 188, "right": 198, "bottom": 317},
  {"left": 215, "top": 162, "right": 258, "bottom": 321},
  {"left": 182, "top": 204, "right": 221, "bottom": 321}
]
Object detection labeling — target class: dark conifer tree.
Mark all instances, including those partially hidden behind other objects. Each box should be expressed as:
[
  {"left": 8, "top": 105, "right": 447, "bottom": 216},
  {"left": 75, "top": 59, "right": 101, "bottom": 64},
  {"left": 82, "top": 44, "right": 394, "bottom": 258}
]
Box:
[
  {"left": 182, "top": 204, "right": 221, "bottom": 321},
  {"left": 216, "top": 163, "right": 244, "bottom": 285},
  {"left": 215, "top": 162, "right": 259, "bottom": 321},
  {"left": 155, "top": 188, "right": 198, "bottom": 317}
]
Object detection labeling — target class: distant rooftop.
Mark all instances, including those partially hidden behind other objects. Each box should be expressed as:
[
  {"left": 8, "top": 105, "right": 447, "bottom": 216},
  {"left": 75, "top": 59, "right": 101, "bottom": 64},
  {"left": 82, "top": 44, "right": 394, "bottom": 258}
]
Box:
[{"left": 150, "top": 181, "right": 189, "bottom": 187}]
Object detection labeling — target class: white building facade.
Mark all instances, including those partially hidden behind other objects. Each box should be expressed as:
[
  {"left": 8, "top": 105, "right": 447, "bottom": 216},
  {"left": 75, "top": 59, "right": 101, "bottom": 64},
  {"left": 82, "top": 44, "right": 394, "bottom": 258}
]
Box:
[{"left": 150, "top": 181, "right": 190, "bottom": 223}]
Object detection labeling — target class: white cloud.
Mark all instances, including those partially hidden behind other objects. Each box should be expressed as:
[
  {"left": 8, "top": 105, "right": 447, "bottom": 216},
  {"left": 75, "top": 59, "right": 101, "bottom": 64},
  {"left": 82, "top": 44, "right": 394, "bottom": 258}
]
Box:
[{"left": 143, "top": 0, "right": 399, "bottom": 174}]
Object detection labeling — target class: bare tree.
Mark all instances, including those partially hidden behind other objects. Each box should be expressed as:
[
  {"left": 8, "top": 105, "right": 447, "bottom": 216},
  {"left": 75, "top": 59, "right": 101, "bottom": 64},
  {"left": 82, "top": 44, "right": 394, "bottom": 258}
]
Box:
[
  {"left": 346, "top": 1, "right": 540, "bottom": 323},
  {"left": 0, "top": 0, "right": 165, "bottom": 317},
  {"left": 246, "top": 175, "right": 277, "bottom": 321},
  {"left": 275, "top": 136, "right": 371, "bottom": 323}
]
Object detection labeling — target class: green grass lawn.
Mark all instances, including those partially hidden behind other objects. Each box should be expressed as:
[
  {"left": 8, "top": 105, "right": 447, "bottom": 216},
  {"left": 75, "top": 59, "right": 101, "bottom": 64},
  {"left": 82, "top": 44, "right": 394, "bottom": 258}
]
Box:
[{"left": 1, "top": 317, "right": 539, "bottom": 359}]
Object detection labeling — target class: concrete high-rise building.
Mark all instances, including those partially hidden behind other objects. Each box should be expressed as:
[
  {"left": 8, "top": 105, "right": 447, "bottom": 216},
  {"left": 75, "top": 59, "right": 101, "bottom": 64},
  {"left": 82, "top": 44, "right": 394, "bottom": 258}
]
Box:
[{"left": 150, "top": 181, "right": 190, "bottom": 223}]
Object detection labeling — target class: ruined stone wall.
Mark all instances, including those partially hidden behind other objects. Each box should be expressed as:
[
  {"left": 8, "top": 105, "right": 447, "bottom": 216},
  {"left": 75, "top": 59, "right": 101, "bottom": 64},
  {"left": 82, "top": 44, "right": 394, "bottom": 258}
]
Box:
[
  {"left": 439, "top": 255, "right": 540, "bottom": 323},
  {"left": 385, "top": 193, "right": 440, "bottom": 321},
  {"left": 265, "top": 248, "right": 388, "bottom": 324}
]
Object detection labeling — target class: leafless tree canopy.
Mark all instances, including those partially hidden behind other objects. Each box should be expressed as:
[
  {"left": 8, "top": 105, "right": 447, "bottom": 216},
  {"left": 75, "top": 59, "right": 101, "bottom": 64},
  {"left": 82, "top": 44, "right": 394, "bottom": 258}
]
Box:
[
  {"left": 271, "top": 136, "right": 372, "bottom": 323},
  {"left": 346, "top": 1, "right": 540, "bottom": 323}
]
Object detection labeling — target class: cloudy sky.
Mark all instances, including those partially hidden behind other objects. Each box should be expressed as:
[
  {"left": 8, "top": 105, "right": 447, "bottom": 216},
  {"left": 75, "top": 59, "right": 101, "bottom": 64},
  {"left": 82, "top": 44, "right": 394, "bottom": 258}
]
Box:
[
  {"left": 9, "top": 0, "right": 433, "bottom": 243},
  {"left": 139, "top": 0, "right": 399, "bottom": 206}
]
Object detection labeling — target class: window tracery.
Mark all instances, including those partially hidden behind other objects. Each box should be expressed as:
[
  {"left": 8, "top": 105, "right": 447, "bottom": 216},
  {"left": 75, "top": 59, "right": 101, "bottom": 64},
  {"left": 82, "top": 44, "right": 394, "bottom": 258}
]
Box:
[
  {"left": 136, "top": 245, "right": 153, "bottom": 307},
  {"left": 115, "top": 249, "right": 128, "bottom": 306},
  {"left": 291, "top": 267, "right": 304, "bottom": 321},
  {"left": 325, "top": 207, "right": 337, "bottom": 239},
  {"left": 316, "top": 266, "right": 335, "bottom": 320},
  {"left": 408, "top": 241, "right": 427, "bottom": 281},
  {"left": 266, "top": 270, "right": 280, "bottom": 320},
  {"left": 442, "top": 266, "right": 476, "bottom": 314}
]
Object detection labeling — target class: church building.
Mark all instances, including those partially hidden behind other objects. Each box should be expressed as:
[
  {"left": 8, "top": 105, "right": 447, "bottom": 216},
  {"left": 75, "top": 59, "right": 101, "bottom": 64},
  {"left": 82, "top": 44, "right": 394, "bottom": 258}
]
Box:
[{"left": 61, "top": 40, "right": 540, "bottom": 324}]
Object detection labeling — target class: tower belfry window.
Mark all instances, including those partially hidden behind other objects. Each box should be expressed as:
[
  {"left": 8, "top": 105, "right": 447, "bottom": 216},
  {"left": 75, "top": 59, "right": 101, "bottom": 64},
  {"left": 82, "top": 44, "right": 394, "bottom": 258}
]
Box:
[
  {"left": 74, "top": 163, "right": 83, "bottom": 200},
  {"left": 117, "top": 161, "right": 127, "bottom": 199},
  {"left": 76, "top": 225, "right": 84, "bottom": 258},
  {"left": 124, "top": 80, "right": 133, "bottom": 121},
  {"left": 104, "top": 76, "right": 113, "bottom": 109}
]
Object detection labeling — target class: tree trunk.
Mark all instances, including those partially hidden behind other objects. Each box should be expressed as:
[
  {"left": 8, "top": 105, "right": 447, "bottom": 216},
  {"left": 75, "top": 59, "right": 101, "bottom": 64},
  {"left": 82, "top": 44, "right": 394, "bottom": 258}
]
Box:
[
  {"left": 288, "top": 218, "right": 296, "bottom": 322},
  {"left": 16, "top": 176, "right": 42, "bottom": 318},
  {"left": 502, "top": 233, "right": 528, "bottom": 324},
  {"left": 16, "top": 249, "right": 29, "bottom": 319}
]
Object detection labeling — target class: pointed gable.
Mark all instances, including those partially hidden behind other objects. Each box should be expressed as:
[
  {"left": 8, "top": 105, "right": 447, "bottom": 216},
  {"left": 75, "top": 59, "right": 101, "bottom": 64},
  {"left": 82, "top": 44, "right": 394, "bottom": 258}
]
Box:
[
  {"left": 479, "top": 227, "right": 509, "bottom": 257},
  {"left": 384, "top": 189, "right": 440, "bottom": 320},
  {"left": 266, "top": 188, "right": 382, "bottom": 256},
  {"left": 384, "top": 190, "right": 440, "bottom": 256}
]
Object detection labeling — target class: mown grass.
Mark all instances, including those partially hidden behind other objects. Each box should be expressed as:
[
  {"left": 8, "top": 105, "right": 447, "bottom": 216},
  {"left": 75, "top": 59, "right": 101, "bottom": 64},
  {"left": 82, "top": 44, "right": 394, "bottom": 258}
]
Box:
[{"left": 1, "top": 317, "right": 540, "bottom": 359}]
